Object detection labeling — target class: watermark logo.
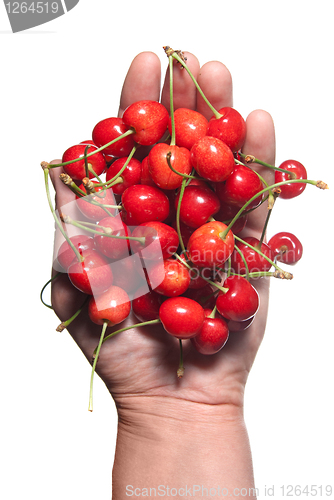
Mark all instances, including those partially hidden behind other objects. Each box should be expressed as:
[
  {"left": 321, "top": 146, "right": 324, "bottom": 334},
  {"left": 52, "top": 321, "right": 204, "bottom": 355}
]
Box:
[{"left": 3, "top": 0, "right": 79, "bottom": 33}]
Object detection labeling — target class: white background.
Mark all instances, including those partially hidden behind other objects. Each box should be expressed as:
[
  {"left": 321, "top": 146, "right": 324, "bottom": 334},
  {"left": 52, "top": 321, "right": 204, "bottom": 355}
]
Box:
[{"left": 1, "top": 0, "right": 333, "bottom": 498}]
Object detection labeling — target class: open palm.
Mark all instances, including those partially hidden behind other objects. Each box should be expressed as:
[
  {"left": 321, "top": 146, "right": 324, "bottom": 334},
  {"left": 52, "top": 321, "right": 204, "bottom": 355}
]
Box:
[{"left": 50, "top": 51, "right": 276, "bottom": 411}]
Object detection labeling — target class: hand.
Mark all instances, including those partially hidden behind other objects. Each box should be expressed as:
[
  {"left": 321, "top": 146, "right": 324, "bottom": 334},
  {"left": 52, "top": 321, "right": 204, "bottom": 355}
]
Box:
[{"left": 50, "top": 50, "right": 275, "bottom": 410}]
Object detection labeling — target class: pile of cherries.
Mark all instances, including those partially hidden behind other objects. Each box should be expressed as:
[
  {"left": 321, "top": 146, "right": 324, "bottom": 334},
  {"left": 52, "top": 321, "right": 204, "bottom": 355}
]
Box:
[{"left": 42, "top": 48, "right": 327, "bottom": 408}]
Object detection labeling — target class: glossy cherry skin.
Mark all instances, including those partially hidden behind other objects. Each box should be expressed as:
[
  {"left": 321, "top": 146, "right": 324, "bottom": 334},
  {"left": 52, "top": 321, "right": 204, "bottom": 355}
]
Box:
[
  {"left": 148, "top": 143, "right": 192, "bottom": 190},
  {"left": 275, "top": 160, "right": 307, "bottom": 199},
  {"left": 175, "top": 184, "right": 220, "bottom": 228},
  {"left": 121, "top": 185, "right": 170, "bottom": 226},
  {"left": 268, "top": 231, "right": 303, "bottom": 264},
  {"left": 187, "top": 221, "right": 235, "bottom": 268},
  {"left": 214, "top": 201, "right": 248, "bottom": 234},
  {"left": 191, "top": 312, "right": 229, "bottom": 355},
  {"left": 148, "top": 258, "right": 191, "bottom": 297},
  {"left": 131, "top": 221, "right": 179, "bottom": 260},
  {"left": 216, "top": 164, "right": 264, "bottom": 209},
  {"left": 76, "top": 182, "right": 117, "bottom": 221},
  {"left": 168, "top": 108, "right": 208, "bottom": 149},
  {"left": 159, "top": 296, "right": 205, "bottom": 339},
  {"left": 140, "top": 156, "right": 156, "bottom": 187},
  {"left": 105, "top": 157, "right": 142, "bottom": 195},
  {"left": 122, "top": 100, "right": 169, "bottom": 146},
  {"left": 88, "top": 285, "right": 131, "bottom": 326},
  {"left": 57, "top": 235, "right": 95, "bottom": 271},
  {"left": 230, "top": 236, "right": 274, "bottom": 274},
  {"left": 132, "top": 285, "right": 163, "bottom": 322},
  {"left": 68, "top": 249, "right": 113, "bottom": 296},
  {"left": 62, "top": 144, "right": 106, "bottom": 181},
  {"left": 216, "top": 275, "right": 259, "bottom": 322},
  {"left": 190, "top": 136, "right": 235, "bottom": 182},
  {"left": 92, "top": 117, "right": 135, "bottom": 157},
  {"left": 207, "top": 107, "right": 246, "bottom": 152},
  {"left": 94, "top": 216, "right": 131, "bottom": 260}
]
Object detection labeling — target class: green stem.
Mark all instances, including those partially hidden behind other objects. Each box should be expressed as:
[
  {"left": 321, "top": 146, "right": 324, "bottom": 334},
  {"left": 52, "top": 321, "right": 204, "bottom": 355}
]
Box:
[
  {"left": 233, "top": 244, "right": 250, "bottom": 281},
  {"left": 97, "top": 319, "right": 161, "bottom": 351},
  {"left": 238, "top": 152, "right": 295, "bottom": 176},
  {"left": 169, "top": 56, "right": 176, "bottom": 146},
  {"left": 103, "top": 145, "right": 137, "bottom": 187},
  {"left": 88, "top": 321, "right": 108, "bottom": 412},
  {"left": 175, "top": 178, "right": 187, "bottom": 254},
  {"left": 174, "top": 253, "right": 229, "bottom": 293},
  {"left": 166, "top": 152, "right": 198, "bottom": 179},
  {"left": 40, "top": 272, "right": 61, "bottom": 309},
  {"left": 62, "top": 217, "right": 146, "bottom": 244},
  {"left": 56, "top": 296, "right": 90, "bottom": 332},
  {"left": 208, "top": 305, "right": 217, "bottom": 319}
]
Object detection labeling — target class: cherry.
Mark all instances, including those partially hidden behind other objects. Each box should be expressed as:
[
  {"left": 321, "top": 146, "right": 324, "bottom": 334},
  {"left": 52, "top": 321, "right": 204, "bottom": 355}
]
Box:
[
  {"left": 159, "top": 296, "right": 205, "bottom": 339},
  {"left": 122, "top": 100, "right": 169, "bottom": 146},
  {"left": 215, "top": 164, "right": 264, "bottom": 209},
  {"left": 88, "top": 285, "right": 131, "bottom": 326},
  {"left": 187, "top": 220, "right": 235, "bottom": 268},
  {"left": 148, "top": 258, "right": 191, "bottom": 297},
  {"left": 216, "top": 275, "right": 259, "bottom": 322},
  {"left": 190, "top": 136, "right": 235, "bottom": 182},
  {"left": 57, "top": 235, "right": 95, "bottom": 271},
  {"left": 230, "top": 236, "right": 274, "bottom": 274},
  {"left": 207, "top": 107, "right": 246, "bottom": 153},
  {"left": 76, "top": 181, "right": 117, "bottom": 221},
  {"left": 214, "top": 201, "right": 248, "bottom": 234},
  {"left": 92, "top": 117, "right": 135, "bottom": 157},
  {"left": 168, "top": 108, "right": 208, "bottom": 150},
  {"left": 62, "top": 144, "right": 106, "bottom": 181},
  {"left": 105, "top": 156, "right": 142, "bottom": 195},
  {"left": 140, "top": 156, "right": 156, "bottom": 187},
  {"left": 183, "top": 284, "right": 217, "bottom": 310},
  {"left": 132, "top": 286, "right": 163, "bottom": 322},
  {"left": 121, "top": 184, "right": 170, "bottom": 226},
  {"left": 130, "top": 221, "right": 179, "bottom": 260},
  {"left": 94, "top": 216, "right": 131, "bottom": 260},
  {"left": 275, "top": 160, "right": 307, "bottom": 199},
  {"left": 191, "top": 311, "right": 229, "bottom": 355},
  {"left": 148, "top": 143, "right": 192, "bottom": 190},
  {"left": 175, "top": 184, "right": 221, "bottom": 228},
  {"left": 179, "top": 253, "right": 212, "bottom": 290},
  {"left": 68, "top": 249, "right": 113, "bottom": 296},
  {"left": 268, "top": 231, "right": 303, "bottom": 265}
]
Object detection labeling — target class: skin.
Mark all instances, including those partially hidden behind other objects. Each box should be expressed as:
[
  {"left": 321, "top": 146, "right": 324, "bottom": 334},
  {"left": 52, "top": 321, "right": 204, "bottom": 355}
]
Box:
[{"left": 49, "top": 51, "right": 275, "bottom": 498}]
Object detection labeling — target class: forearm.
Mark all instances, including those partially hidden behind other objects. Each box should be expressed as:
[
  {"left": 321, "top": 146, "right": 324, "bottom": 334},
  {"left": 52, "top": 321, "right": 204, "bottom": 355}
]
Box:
[{"left": 112, "top": 396, "right": 256, "bottom": 499}]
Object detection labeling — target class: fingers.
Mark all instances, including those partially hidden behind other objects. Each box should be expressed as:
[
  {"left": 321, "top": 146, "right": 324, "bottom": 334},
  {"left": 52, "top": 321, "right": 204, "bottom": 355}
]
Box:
[
  {"left": 196, "top": 61, "right": 233, "bottom": 119},
  {"left": 160, "top": 52, "right": 200, "bottom": 112},
  {"left": 241, "top": 109, "right": 276, "bottom": 236},
  {"left": 118, "top": 52, "right": 162, "bottom": 117}
]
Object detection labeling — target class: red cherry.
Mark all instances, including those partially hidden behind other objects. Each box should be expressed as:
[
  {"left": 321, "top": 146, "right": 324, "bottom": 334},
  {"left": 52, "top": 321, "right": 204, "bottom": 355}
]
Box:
[
  {"left": 105, "top": 157, "right": 142, "bottom": 195},
  {"left": 190, "top": 136, "right": 235, "bottom": 182},
  {"left": 207, "top": 107, "right": 246, "bottom": 152},
  {"left": 92, "top": 117, "right": 135, "bottom": 157},
  {"left": 191, "top": 313, "right": 229, "bottom": 355},
  {"left": 216, "top": 164, "right": 264, "bottom": 209},
  {"left": 230, "top": 237, "right": 274, "bottom": 274},
  {"left": 131, "top": 221, "right": 179, "bottom": 260},
  {"left": 168, "top": 108, "right": 208, "bottom": 149},
  {"left": 216, "top": 275, "right": 259, "bottom": 322},
  {"left": 140, "top": 156, "right": 156, "bottom": 187},
  {"left": 57, "top": 235, "right": 95, "bottom": 271},
  {"left": 275, "top": 160, "right": 307, "bottom": 199},
  {"left": 94, "top": 216, "right": 131, "bottom": 260},
  {"left": 121, "top": 185, "right": 170, "bottom": 226},
  {"left": 179, "top": 253, "right": 212, "bottom": 290},
  {"left": 132, "top": 286, "right": 163, "bottom": 322},
  {"left": 175, "top": 184, "right": 220, "bottom": 228},
  {"left": 122, "top": 100, "right": 169, "bottom": 146},
  {"left": 268, "top": 232, "right": 303, "bottom": 265},
  {"left": 187, "top": 221, "right": 235, "bottom": 268},
  {"left": 159, "top": 297, "right": 205, "bottom": 339},
  {"left": 88, "top": 285, "right": 131, "bottom": 326},
  {"left": 68, "top": 249, "right": 113, "bottom": 296},
  {"left": 148, "top": 258, "right": 191, "bottom": 297},
  {"left": 183, "top": 284, "right": 217, "bottom": 310},
  {"left": 148, "top": 143, "right": 192, "bottom": 190},
  {"left": 62, "top": 144, "right": 106, "bottom": 181},
  {"left": 214, "top": 201, "right": 248, "bottom": 234},
  {"left": 76, "top": 181, "right": 117, "bottom": 221}
]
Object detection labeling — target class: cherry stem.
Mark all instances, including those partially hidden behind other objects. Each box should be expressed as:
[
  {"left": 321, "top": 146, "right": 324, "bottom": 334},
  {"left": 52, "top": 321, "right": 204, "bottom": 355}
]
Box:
[
  {"left": 238, "top": 152, "right": 296, "bottom": 177},
  {"left": 43, "top": 168, "right": 84, "bottom": 263},
  {"left": 258, "top": 191, "right": 279, "bottom": 247},
  {"left": 40, "top": 272, "right": 61, "bottom": 309},
  {"left": 175, "top": 178, "right": 187, "bottom": 254},
  {"left": 61, "top": 217, "right": 146, "bottom": 244},
  {"left": 177, "top": 339, "right": 185, "bottom": 378},
  {"left": 56, "top": 295, "right": 90, "bottom": 332},
  {"left": 174, "top": 253, "right": 229, "bottom": 293},
  {"left": 45, "top": 129, "right": 135, "bottom": 169},
  {"left": 166, "top": 151, "right": 198, "bottom": 180},
  {"left": 208, "top": 305, "right": 217, "bottom": 319},
  {"left": 234, "top": 235, "right": 293, "bottom": 279},
  {"left": 88, "top": 321, "right": 108, "bottom": 412},
  {"left": 84, "top": 145, "right": 90, "bottom": 178},
  {"left": 95, "top": 319, "right": 161, "bottom": 352},
  {"left": 233, "top": 245, "right": 250, "bottom": 281},
  {"left": 169, "top": 55, "right": 176, "bottom": 146},
  {"left": 170, "top": 50, "right": 220, "bottom": 119}
]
